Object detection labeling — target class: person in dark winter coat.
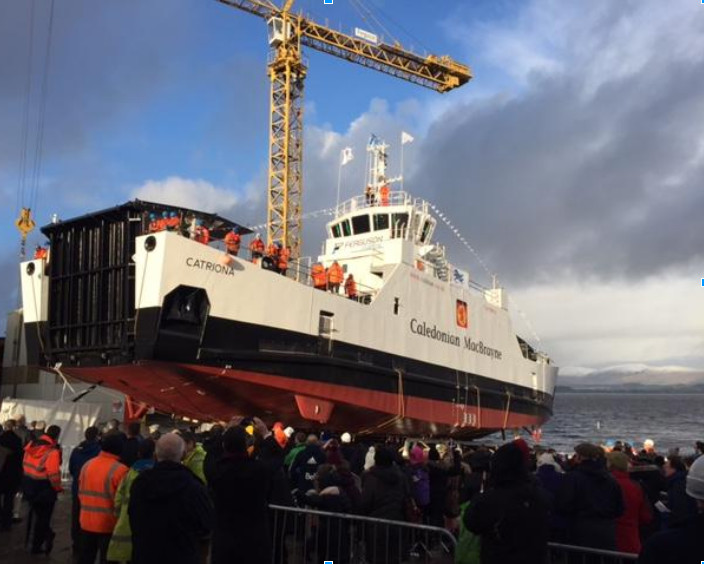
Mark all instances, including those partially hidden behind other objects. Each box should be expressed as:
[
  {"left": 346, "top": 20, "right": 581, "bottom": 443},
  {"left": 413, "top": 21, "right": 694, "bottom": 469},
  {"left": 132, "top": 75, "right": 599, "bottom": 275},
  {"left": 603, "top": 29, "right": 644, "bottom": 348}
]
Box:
[
  {"left": 210, "top": 426, "right": 273, "bottom": 564},
  {"left": 0, "top": 420, "right": 24, "bottom": 531},
  {"left": 290, "top": 437, "right": 326, "bottom": 501},
  {"left": 555, "top": 443, "right": 624, "bottom": 550},
  {"left": 203, "top": 424, "right": 224, "bottom": 487},
  {"left": 639, "top": 455, "right": 704, "bottom": 564},
  {"left": 361, "top": 447, "right": 409, "bottom": 564},
  {"left": 305, "top": 464, "right": 352, "bottom": 564},
  {"left": 119, "top": 421, "right": 143, "bottom": 468},
  {"left": 535, "top": 452, "right": 568, "bottom": 542},
  {"left": 129, "top": 434, "right": 212, "bottom": 564},
  {"left": 463, "top": 442, "right": 551, "bottom": 564},
  {"left": 607, "top": 452, "right": 652, "bottom": 554},
  {"left": 68, "top": 426, "right": 101, "bottom": 553},
  {"left": 427, "top": 445, "right": 448, "bottom": 528},
  {"left": 662, "top": 455, "right": 698, "bottom": 528}
]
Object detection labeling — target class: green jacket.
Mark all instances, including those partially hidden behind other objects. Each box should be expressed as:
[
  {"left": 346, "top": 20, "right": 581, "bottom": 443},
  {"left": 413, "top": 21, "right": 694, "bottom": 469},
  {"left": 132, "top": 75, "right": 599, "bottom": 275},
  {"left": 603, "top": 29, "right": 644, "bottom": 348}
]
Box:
[
  {"left": 107, "top": 459, "right": 154, "bottom": 562},
  {"left": 455, "top": 501, "right": 481, "bottom": 564},
  {"left": 183, "top": 443, "right": 207, "bottom": 484},
  {"left": 284, "top": 444, "right": 305, "bottom": 468}
]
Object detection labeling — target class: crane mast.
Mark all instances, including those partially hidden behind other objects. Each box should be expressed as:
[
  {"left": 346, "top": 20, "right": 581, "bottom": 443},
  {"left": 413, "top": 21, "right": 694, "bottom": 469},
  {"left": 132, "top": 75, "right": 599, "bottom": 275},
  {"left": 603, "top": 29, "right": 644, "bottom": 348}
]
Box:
[{"left": 217, "top": 0, "right": 472, "bottom": 257}]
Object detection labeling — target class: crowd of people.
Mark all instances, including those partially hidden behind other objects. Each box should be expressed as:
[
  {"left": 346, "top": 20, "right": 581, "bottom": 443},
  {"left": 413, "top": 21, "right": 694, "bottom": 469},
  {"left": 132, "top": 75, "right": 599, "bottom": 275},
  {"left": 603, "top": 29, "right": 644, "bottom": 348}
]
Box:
[{"left": 1, "top": 414, "right": 703, "bottom": 564}]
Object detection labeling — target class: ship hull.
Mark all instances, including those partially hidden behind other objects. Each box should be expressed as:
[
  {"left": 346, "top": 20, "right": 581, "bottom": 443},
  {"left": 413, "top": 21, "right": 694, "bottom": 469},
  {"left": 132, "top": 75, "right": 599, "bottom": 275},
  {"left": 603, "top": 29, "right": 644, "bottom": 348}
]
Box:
[{"left": 59, "top": 360, "right": 551, "bottom": 438}]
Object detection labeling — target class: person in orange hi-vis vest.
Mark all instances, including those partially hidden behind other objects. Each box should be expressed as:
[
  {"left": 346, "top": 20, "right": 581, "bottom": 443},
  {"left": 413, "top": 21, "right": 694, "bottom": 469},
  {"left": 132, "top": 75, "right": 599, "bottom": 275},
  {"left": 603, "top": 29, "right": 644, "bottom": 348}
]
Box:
[
  {"left": 266, "top": 242, "right": 279, "bottom": 262},
  {"left": 380, "top": 184, "right": 390, "bottom": 206},
  {"left": 33, "top": 245, "right": 48, "bottom": 260},
  {"left": 22, "top": 425, "right": 63, "bottom": 554},
  {"left": 344, "top": 274, "right": 358, "bottom": 300},
  {"left": 194, "top": 220, "right": 210, "bottom": 245},
  {"left": 278, "top": 245, "right": 290, "bottom": 276},
  {"left": 249, "top": 234, "right": 265, "bottom": 263},
  {"left": 327, "top": 260, "right": 344, "bottom": 293},
  {"left": 311, "top": 263, "right": 327, "bottom": 290},
  {"left": 224, "top": 229, "right": 241, "bottom": 256},
  {"left": 78, "top": 434, "right": 129, "bottom": 564}
]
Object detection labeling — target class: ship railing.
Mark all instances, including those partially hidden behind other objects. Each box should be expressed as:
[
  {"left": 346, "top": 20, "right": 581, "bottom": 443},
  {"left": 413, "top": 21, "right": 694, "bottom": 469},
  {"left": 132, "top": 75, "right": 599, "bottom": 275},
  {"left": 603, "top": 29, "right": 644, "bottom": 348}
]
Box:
[
  {"left": 267, "top": 504, "right": 639, "bottom": 564},
  {"left": 285, "top": 256, "right": 381, "bottom": 303},
  {"left": 268, "top": 504, "right": 458, "bottom": 564},
  {"left": 334, "top": 190, "right": 432, "bottom": 217}
]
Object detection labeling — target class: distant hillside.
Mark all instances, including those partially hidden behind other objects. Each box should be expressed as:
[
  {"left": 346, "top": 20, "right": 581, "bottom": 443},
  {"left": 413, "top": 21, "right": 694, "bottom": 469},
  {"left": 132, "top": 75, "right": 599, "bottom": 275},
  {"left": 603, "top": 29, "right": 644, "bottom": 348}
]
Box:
[{"left": 557, "top": 364, "right": 704, "bottom": 392}]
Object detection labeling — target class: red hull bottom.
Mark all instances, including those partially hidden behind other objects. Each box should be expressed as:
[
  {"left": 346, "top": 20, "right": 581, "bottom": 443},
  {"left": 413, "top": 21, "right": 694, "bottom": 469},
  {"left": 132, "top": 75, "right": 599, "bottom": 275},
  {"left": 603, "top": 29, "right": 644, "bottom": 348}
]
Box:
[{"left": 65, "top": 362, "right": 548, "bottom": 438}]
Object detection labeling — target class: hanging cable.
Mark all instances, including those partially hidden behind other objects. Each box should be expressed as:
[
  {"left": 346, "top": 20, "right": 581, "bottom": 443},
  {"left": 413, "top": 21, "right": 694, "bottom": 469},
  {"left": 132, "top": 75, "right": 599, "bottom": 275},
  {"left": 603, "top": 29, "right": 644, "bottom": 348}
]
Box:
[
  {"left": 29, "top": 0, "right": 56, "bottom": 220},
  {"left": 16, "top": 0, "right": 37, "bottom": 218}
]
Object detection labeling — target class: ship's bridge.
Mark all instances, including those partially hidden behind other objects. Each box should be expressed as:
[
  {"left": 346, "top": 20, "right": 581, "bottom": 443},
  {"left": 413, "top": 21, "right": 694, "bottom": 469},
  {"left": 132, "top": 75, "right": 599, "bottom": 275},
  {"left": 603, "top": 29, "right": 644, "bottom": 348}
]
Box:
[{"left": 317, "top": 190, "right": 448, "bottom": 296}]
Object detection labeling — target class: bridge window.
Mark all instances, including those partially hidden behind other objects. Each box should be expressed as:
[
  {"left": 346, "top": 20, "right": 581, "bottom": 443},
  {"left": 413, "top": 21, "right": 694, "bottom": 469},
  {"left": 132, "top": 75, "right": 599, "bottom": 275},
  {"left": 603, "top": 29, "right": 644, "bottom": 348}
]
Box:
[
  {"left": 331, "top": 223, "right": 341, "bottom": 238},
  {"left": 351, "top": 214, "right": 371, "bottom": 235},
  {"left": 341, "top": 219, "right": 352, "bottom": 237},
  {"left": 373, "top": 213, "right": 389, "bottom": 231},
  {"left": 391, "top": 213, "right": 409, "bottom": 239},
  {"left": 420, "top": 220, "right": 432, "bottom": 243}
]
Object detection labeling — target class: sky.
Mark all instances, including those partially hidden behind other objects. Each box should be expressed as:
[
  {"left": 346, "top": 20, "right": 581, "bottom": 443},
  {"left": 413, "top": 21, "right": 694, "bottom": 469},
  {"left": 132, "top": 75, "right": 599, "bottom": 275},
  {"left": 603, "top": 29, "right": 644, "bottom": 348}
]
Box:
[{"left": 1, "top": 0, "right": 703, "bottom": 376}]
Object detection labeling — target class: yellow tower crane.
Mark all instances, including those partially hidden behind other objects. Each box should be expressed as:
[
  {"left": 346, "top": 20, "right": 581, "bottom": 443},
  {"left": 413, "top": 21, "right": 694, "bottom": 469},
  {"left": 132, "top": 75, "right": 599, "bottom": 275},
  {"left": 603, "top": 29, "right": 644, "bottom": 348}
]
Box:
[{"left": 217, "top": 0, "right": 472, "bottom": 257}]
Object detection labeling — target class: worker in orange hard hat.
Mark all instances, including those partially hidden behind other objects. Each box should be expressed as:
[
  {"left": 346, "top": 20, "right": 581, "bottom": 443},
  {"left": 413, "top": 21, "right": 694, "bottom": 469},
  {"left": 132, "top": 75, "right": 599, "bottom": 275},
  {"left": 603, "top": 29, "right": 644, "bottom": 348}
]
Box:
[
  {"left": 224, "top": 229, "right": 241, "bottom": 256},
  {"left": 249, "top": 234, "right": 265, "bottom": 263},
  {"left": 278, "top": 245, "right": 290, "bottom": 276},
  {"left": 344, "top": 273, "right": 357, "bottom": 301},
  {"left": 327, "top": 260, "right": 344, "bottom": 293},
  {"left": 311, "top": 263, "right": 327, "bottom": 291}
]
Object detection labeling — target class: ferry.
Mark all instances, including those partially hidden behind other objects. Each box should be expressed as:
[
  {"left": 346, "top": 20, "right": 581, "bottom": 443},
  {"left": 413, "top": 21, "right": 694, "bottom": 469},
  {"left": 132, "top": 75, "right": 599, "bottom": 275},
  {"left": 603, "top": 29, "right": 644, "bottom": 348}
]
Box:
[{"left": 19, "top": 137, "right": 557, "bottom": 438}]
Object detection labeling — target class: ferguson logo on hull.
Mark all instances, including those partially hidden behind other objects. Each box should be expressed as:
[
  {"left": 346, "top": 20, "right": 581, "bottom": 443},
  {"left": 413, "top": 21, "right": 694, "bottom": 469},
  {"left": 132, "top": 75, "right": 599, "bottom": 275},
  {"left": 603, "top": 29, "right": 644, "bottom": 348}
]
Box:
[
  {"left": 409, "top": 318, "right": 503, "bottom": 360},
  {"left": 186, "top": 257, "right": 236, "bottom": 276}
]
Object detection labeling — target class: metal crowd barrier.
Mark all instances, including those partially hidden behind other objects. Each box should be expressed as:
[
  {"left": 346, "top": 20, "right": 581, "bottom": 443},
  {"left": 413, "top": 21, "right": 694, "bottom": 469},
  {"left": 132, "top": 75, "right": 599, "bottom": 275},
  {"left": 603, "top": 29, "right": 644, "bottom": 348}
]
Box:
[
  {"left": 547, "top": 542, "right": 638, "bottom": 564},
  {"left": 269, "top": 504, "right": 457, "bottom": 564}
]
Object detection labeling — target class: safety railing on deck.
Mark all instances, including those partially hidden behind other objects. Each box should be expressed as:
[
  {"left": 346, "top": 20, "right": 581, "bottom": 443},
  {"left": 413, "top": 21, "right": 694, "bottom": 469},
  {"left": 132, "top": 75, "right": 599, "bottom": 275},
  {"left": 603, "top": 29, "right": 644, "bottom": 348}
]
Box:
[
  {"left": 269, "top": 504, "right": 457, "bottom": 564},
  {"left": 334, "top": 191, "right": 431, "bottom": 217}
]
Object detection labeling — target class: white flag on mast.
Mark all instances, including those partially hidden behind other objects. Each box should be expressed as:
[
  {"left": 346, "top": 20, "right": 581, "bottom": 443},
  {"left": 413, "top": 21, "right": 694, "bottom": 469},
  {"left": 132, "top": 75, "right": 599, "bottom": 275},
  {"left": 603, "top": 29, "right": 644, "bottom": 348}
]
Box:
[
  {"left": 341, "top": 147, "right": 354, "bottom": 166},
  {"left": 401, "top": 131, "right": 415, "bottom": 145}
]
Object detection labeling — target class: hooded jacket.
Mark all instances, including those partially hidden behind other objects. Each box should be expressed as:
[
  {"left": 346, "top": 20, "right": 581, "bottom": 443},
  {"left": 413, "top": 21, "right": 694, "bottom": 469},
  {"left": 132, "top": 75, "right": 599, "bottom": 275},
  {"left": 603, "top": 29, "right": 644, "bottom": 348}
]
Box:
[
  {"left": 361, "top": 465, "right": 407, "bottom": 521},
  {"left": 129, "top": 461, "right": 213, "bottom": 564},
  {"left": 210, "top": 453, "right": 272, "bottom": 564},
  {"left": 23, "top": 434, "right": 62, "bottom": 494},
  {"left": 556, "top": 458, "right": 624, "bottom": 550},
  {"left": 106, "top": 458, "right": 154, "bottom": 562},
  {"left": 464, "top": 443, "right": 551, "bottom": 564},
  {"left": 611, "top": 469, "right": 651, "bottom": 554},
  {"left": 68, "top": 439, "right": 101, "bottom": 497}
]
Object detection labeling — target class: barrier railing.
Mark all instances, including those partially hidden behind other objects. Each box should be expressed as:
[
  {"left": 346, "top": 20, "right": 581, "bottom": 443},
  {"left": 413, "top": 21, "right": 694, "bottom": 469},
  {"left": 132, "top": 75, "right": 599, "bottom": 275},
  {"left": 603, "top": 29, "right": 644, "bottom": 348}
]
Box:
[
  {"left": 269, "top": 504, "right": 457, "bottom": 564},
  {"left": 547, "top": 542, "right": 638, "bottom": 564}
]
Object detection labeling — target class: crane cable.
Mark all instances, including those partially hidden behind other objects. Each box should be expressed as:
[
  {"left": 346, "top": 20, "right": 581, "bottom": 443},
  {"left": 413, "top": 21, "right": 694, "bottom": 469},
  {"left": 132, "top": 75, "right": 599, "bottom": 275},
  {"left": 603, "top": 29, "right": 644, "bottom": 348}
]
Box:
[
  {"left": 16, "top": 0, "right": 37, "bottom": 220},
  {"left": 29, "top": 0, "right": 56, "bottom": 219},
  {"left": 14, "top": 0, "right": 56, "bottom": 258}
]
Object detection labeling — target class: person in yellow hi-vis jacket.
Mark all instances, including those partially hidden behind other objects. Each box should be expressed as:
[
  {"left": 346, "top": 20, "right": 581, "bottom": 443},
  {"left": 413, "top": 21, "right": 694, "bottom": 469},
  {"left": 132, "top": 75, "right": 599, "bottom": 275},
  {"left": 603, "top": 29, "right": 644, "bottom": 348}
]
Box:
[{"left": 107, "top": 440, "right": 156, "bottom": 563}]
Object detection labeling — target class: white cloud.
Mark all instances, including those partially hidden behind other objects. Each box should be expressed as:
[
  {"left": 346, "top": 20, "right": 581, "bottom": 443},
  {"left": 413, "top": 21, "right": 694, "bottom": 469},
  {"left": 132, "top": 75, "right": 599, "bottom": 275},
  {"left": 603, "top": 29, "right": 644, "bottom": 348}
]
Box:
[{"left": 131, "top": 176, "right": 239, "bottom": 215}]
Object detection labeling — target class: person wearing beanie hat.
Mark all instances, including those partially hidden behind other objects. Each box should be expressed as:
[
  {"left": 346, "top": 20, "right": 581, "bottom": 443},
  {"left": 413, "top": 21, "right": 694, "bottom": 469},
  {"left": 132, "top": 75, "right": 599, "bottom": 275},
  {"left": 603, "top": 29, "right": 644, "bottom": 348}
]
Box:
[
  {"left": 639, "top": 456, "right": 704, "bottom": 563},
  {"left": 463, "top": 442, "right": 550, "bottom": 564},
  {"left": 606, "top": 452, "right": 652, "bottom": 554},
  {"left": 555, "top": 443, "right": 624, "bottom": 550}
]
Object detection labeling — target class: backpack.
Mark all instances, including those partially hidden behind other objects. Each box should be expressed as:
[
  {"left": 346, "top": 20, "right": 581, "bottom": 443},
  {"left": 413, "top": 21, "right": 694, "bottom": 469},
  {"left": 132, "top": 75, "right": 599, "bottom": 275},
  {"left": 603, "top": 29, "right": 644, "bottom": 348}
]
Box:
[{"left": 411, "top": 466, "right": 430, "bottom": 507}]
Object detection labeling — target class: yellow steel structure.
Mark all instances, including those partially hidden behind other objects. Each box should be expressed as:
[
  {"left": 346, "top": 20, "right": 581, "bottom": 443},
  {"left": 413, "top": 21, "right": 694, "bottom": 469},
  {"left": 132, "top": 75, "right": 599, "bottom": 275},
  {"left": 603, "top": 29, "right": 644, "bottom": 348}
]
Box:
[{"left": 217, "top": 0, "right": 472, "bottom": 257}]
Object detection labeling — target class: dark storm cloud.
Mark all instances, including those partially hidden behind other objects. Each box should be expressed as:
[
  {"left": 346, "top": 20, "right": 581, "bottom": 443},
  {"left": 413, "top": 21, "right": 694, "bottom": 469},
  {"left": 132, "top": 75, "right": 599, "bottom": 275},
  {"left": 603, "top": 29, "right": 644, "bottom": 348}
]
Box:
[
  {"left": 0, "top": 0, "right": 199, "bottom": 167},
  {"left": 410, "top": 3, "right": 704, "bottom": 284}
]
